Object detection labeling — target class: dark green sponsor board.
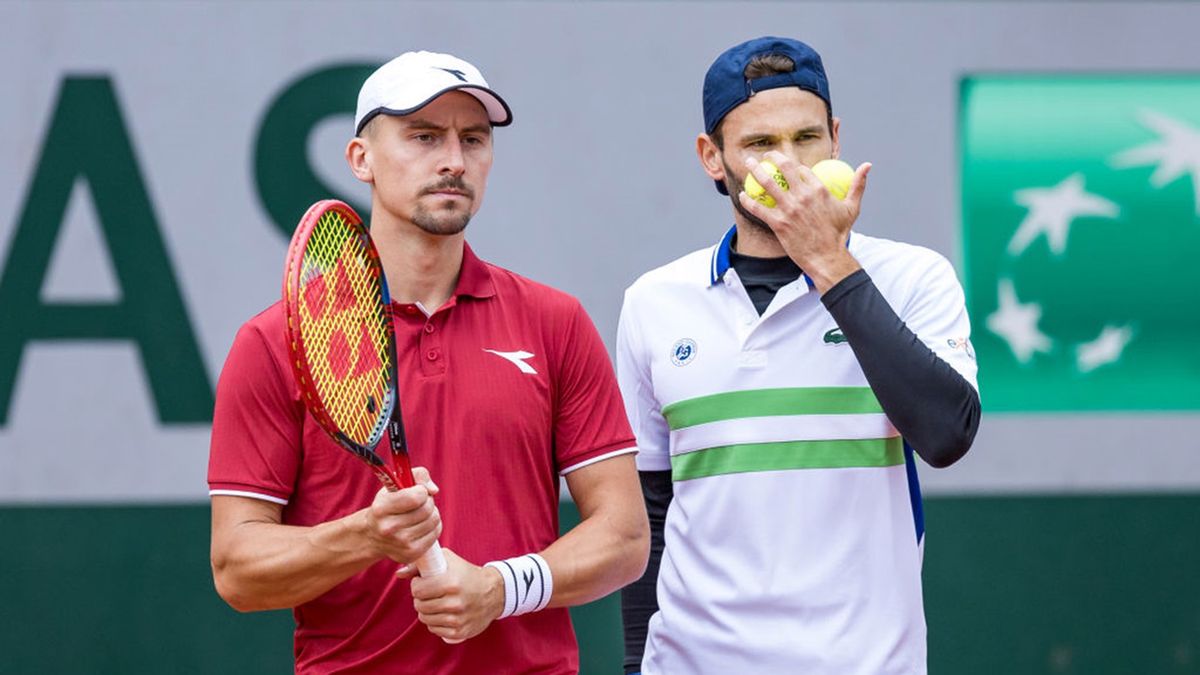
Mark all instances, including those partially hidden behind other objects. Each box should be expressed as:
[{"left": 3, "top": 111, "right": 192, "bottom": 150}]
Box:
[
  {"left": 961, "top": 76, "right": 1200, "bottom": 411},
  {"left": 2, "top": 498, "right": 1198, "bottom": 674}
]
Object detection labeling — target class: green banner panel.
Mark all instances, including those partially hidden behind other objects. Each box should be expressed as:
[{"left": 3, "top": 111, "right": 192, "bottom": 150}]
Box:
[
  {"left": 4, "top": 499, "right": 1200, "bottom": 673},
  {"left": 961, "top": 76, "right": 1200, "bottom": 411}
]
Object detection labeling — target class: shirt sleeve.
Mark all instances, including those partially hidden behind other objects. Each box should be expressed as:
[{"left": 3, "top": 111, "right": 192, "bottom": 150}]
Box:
[
  {"left": 616, "top": 288, "right": 671, "bottom": 472},
  {"left": 553, "top": 301, "right": 638, "bottom": 475},
  {"left": 898, "top": 253, "right": 979, "bottom": 391},
  {"left": 207, "top": 320, "right": 303, "bottom": 504},
  {"left": 821, "top": 259, "right": 980, "bottom": 468}
]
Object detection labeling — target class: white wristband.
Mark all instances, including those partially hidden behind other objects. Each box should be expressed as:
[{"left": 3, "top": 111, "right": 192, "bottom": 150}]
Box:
[{"left": 485, "top": 553, "right": 553, "bottom": 619}]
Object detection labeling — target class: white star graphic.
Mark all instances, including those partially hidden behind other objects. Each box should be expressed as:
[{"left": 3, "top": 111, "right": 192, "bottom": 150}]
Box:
[
  {"left": 1076, "top": 325, "right": 1135, "bottom": 374},
  {"left": 1008, "top": 174, "right": 1119, "bottom": 257},
  {"left": 1110, "top": 110, "right": 1200, "bottom": 215},
  {"left": 986, "top": 279, "right": 1053, "bottom": 364}
]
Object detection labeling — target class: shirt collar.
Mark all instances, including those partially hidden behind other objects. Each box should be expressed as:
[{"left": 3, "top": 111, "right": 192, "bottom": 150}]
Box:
[
  {"left": 709, "top": 226, "right": 737, "bottom": 285},
  {"left": 708, "top": 225, "right": 852, "bottom": 289},
  {"left": 454, "top": 242, "right": 496, "bottom": 299}
]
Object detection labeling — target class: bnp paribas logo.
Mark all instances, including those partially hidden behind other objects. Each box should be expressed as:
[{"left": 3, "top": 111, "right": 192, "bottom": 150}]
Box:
[{"left": 962, "top": 76, "right": 1200, "bottom": 412}]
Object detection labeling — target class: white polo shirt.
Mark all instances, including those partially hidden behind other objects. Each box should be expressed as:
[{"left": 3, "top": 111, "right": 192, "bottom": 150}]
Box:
[{"left": 617, "top": 227, "right": 977, "bottom": 675}]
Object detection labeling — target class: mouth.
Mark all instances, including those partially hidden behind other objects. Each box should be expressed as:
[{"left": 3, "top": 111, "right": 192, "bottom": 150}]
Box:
[{"left": 423, "top": 181, "right": 473, "bottom": 200}]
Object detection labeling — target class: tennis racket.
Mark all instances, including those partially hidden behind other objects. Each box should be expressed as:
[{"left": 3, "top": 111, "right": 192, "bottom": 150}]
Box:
[{"left": 283, "top": 199, "right": 447, "bottom": 577}]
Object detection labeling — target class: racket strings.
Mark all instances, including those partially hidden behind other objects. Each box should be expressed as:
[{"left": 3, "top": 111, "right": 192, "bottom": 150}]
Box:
[{"left": 297, "top": 210, "right": 394, "bottom": 447}]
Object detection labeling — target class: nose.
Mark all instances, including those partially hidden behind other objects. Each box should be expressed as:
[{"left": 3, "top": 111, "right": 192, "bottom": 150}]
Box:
[{"left": 438, "top": 137, "right": 466, "bottom": 176}]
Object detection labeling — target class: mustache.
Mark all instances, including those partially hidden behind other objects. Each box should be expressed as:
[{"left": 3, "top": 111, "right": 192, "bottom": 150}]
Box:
[{"left": 422, "top": 177, "right": 474, "bottom": 198}]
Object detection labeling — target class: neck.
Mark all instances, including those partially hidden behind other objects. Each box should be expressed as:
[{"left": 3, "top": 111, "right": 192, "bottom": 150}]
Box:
[
  {"left": 732, "top": 218, "right": 787, "bottom": 258},
  {"left": 370, "top": 212, "right": 465, "bottom": 311}
]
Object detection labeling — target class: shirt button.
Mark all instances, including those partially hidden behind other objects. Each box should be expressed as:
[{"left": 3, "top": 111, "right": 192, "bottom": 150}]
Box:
[
  {"left": 405, "top": 306, "right": 418, "bottom": 315},
  {"left": 426, "top": 349, "right": 439, "bottom": 361},
  {"left": 424, "top": 323, "right": 435, "bottom": 334}
]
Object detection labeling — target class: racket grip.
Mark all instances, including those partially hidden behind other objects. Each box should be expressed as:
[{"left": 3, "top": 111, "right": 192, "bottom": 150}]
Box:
[
  {"left": 417, "top": 540, "right": 448, "bottom": 577},
  {"left": 415, "top": 541, "right": 462, "bottom": 644}
]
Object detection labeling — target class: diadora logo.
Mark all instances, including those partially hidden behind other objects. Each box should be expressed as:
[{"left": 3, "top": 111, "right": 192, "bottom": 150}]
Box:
[
  {"left": 670, "top": 339, "right": 697, "bottom": 366},
  {"left": 436, "top": 67, "right": 468, "bottom": 82},
  {"left": 483, "top": 349, "right": 538, "bottom": 374},
  {"left": 823, "top": 327, "right": 848, "bottom": 345}
]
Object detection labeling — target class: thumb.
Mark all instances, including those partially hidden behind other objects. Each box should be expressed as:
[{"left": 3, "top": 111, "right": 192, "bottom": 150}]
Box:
[
  {"left": 410, "top": 466, "right": 440, "bottom": 495},
  {"left": 844, "top": 162, "right": 872, "bottom": 208}
]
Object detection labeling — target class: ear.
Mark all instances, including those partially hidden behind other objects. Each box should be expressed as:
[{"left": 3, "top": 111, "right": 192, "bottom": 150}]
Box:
[
  {"left": 696, "top": 133, "right": 726, "bottom": 184},
  {"left": 346, "top": 136, "right": 373, "bottom": 184},
  {"left": 830, "top": 116, "right": 842, "bottom": 159}
]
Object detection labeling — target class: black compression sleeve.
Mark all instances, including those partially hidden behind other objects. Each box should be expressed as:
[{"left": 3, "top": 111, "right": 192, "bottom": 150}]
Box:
[
  {"left": 621, "top": 470, "right": 672, "bottom": 673},
  {"left": 821, "top": 269, "right": 980, "bottom": 468}
]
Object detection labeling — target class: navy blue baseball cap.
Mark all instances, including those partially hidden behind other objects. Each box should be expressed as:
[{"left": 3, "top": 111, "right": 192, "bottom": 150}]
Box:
[{"left": 703, "top": 36, "right": 831, "bottom": 194}]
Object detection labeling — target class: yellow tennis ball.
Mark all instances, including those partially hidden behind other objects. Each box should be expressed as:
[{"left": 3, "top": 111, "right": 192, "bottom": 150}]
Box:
[
  {"left": 812, "top": 159, "right": 855, "bottom": 200},
  {"left": 743, "top": 161, "right": 788, "bottom": 208}
]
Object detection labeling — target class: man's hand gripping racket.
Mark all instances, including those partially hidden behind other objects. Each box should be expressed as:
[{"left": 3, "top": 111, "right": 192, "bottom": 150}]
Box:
[{"left": 282, "top": 200, "right": 449, "bottom": 581}]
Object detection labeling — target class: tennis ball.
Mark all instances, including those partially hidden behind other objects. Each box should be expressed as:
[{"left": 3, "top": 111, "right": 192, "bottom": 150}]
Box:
[
  {"left": 811, "top": 159, "right": 855, "bottom": 200},
  {"left": 744, "top": 161, "right": 788, "bottom": 208}
]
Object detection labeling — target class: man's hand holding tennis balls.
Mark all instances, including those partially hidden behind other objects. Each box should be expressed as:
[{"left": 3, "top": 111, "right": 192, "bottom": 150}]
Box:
[{"left": 739, "top": 152, "right": 872, "bottom": 294}]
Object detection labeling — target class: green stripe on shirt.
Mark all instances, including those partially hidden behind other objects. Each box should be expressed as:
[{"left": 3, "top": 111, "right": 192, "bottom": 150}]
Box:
[
  {"left": 661, "top": 387, "right": 884, "bottom": 430},
  {"left": 671, "top": 437, "right": 904, "bottom": 481}
]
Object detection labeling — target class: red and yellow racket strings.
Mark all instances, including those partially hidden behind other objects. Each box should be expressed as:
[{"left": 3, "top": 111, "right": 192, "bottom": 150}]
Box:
[{"left": 296, "top": 210, "right": 394, "bottom": 447}]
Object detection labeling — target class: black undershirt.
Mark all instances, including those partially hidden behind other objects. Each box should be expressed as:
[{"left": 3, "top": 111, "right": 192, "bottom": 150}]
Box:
[
  {"left": 620, "top": 252, "right": 982, "bottom": 674},
  {"left": 728, "top": 248, "right": 802, "bottom": 315}
]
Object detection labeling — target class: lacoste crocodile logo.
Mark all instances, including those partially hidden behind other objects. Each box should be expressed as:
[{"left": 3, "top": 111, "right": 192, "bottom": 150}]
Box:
[{"left": 823, "top": 328, "right": 848, "bottom": 345}]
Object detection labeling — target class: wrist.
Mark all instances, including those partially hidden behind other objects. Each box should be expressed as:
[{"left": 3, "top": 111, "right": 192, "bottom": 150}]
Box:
[
  {"left": 806, "top": 250, "right": 861, "bottom": 295},
  {"left": 484, "top": 553, "right": 554, "bottom": 619},
  {"left": 483, "top": 565, "right": 506, "bottom": 621}
]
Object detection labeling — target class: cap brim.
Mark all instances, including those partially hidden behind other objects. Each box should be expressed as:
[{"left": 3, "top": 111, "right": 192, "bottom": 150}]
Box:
[{"left": 356, "top": 84, "right": 513, "bottom": 135}]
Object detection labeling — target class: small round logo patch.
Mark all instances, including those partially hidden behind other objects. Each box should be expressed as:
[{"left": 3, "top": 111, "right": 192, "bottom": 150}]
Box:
[{"left": 671, "top": 338, "right": 697, "bottom": 366}]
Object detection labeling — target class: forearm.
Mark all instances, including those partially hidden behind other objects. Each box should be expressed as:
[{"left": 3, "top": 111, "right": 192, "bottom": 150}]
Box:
[
  {"left": 211, "top": 501, "right": 382, "bottom": 612},
  {"left": 821, "top": 269, "right": 981, "bottom": 467},
  {"left": 540, "top": 503, "right": 649, "bottom": 607},
  {"left": 542, "top": 455, "right": 649, "bottom": 608}
]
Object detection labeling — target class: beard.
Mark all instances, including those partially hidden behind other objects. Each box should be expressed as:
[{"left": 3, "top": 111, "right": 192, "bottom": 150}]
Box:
[
  {"left": 411, "top": 176, "right": 476, "bottom": 235},
  {"left": 722, "top": 160, "right": 775, "bottom": 236}
]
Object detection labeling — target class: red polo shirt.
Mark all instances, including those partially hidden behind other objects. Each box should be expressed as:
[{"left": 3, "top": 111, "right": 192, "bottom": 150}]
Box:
[{"left": 208, "top": 243, "right": 636, "bottom": 674}]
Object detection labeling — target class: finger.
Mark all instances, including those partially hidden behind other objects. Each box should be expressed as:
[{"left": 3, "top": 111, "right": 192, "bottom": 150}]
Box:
[
  {"left": 374, "top": 484, "right": 431, "bottom": 516},
  {"left": 744, "top": 157, "right": 788, "bottom": 204},
  {"left": 790, "top": 161, "right": 824, "bottom": 190},
  {"left": 394, "top": 563, "right": 419, "bottom": 580},
  {"left": 416, "top": 607, "right": 462, "bottom": 630},
  {"left": 423, "top": 615, "right": 472, "bottom": 644},
  {"left": 413, "top": 594, "right": 464, "bottom": 615},
  {"left": 389, "top": 508, "right": 442, "bottom": 550},
  {"left": 844, "top": 162, "right": 872, "bottom": 209},
  {"left": 411, "top": 466, "right": 440, "bottom": 495},
  {"left": 763, "top": 151, "right": 820, "bottom": 191},
  {"left": 737, "top": 189, "right": 774, "bottom": 223},
  {"left": 373, "top": 498, "right": 438, "bottom": 537}
]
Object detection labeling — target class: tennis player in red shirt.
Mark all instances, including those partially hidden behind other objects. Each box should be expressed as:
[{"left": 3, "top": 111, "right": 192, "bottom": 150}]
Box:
[{"left": 208, "top": 51, "right": 649, "bottom": 674}]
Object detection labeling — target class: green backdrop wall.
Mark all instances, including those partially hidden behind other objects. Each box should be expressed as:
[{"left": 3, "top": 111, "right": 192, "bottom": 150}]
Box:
[{"left": 3, "top": 496, "right": 1198, "bottom": 674}]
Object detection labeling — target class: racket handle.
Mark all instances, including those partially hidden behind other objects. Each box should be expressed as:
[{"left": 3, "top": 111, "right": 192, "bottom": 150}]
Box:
[
  {"left": 416, "top": 541, "right": 463, "bottom": 645},
  {"left": 417, "top": 540, "right": 448, "bottom": 577}
]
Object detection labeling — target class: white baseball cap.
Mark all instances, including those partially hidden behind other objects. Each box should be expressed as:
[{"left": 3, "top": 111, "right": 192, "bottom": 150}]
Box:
[{"left": 354, "top": 51, "right": 513, "bottom": 135}]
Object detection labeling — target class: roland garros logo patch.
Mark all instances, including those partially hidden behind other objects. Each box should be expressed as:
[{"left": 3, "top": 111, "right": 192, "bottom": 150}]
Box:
[{"left": 671, "top": 338, "right": 697, "bottom": 366}]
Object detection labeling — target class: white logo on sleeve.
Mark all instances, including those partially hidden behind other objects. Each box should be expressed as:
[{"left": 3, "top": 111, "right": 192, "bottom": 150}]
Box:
[{"left": 483, "top": 349, "right": 538, "bottom": 374}]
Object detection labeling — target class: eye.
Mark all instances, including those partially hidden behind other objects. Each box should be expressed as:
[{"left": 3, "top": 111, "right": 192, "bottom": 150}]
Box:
[{"left": 413, "top": 133, "right": 436, "bottom": 143}]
